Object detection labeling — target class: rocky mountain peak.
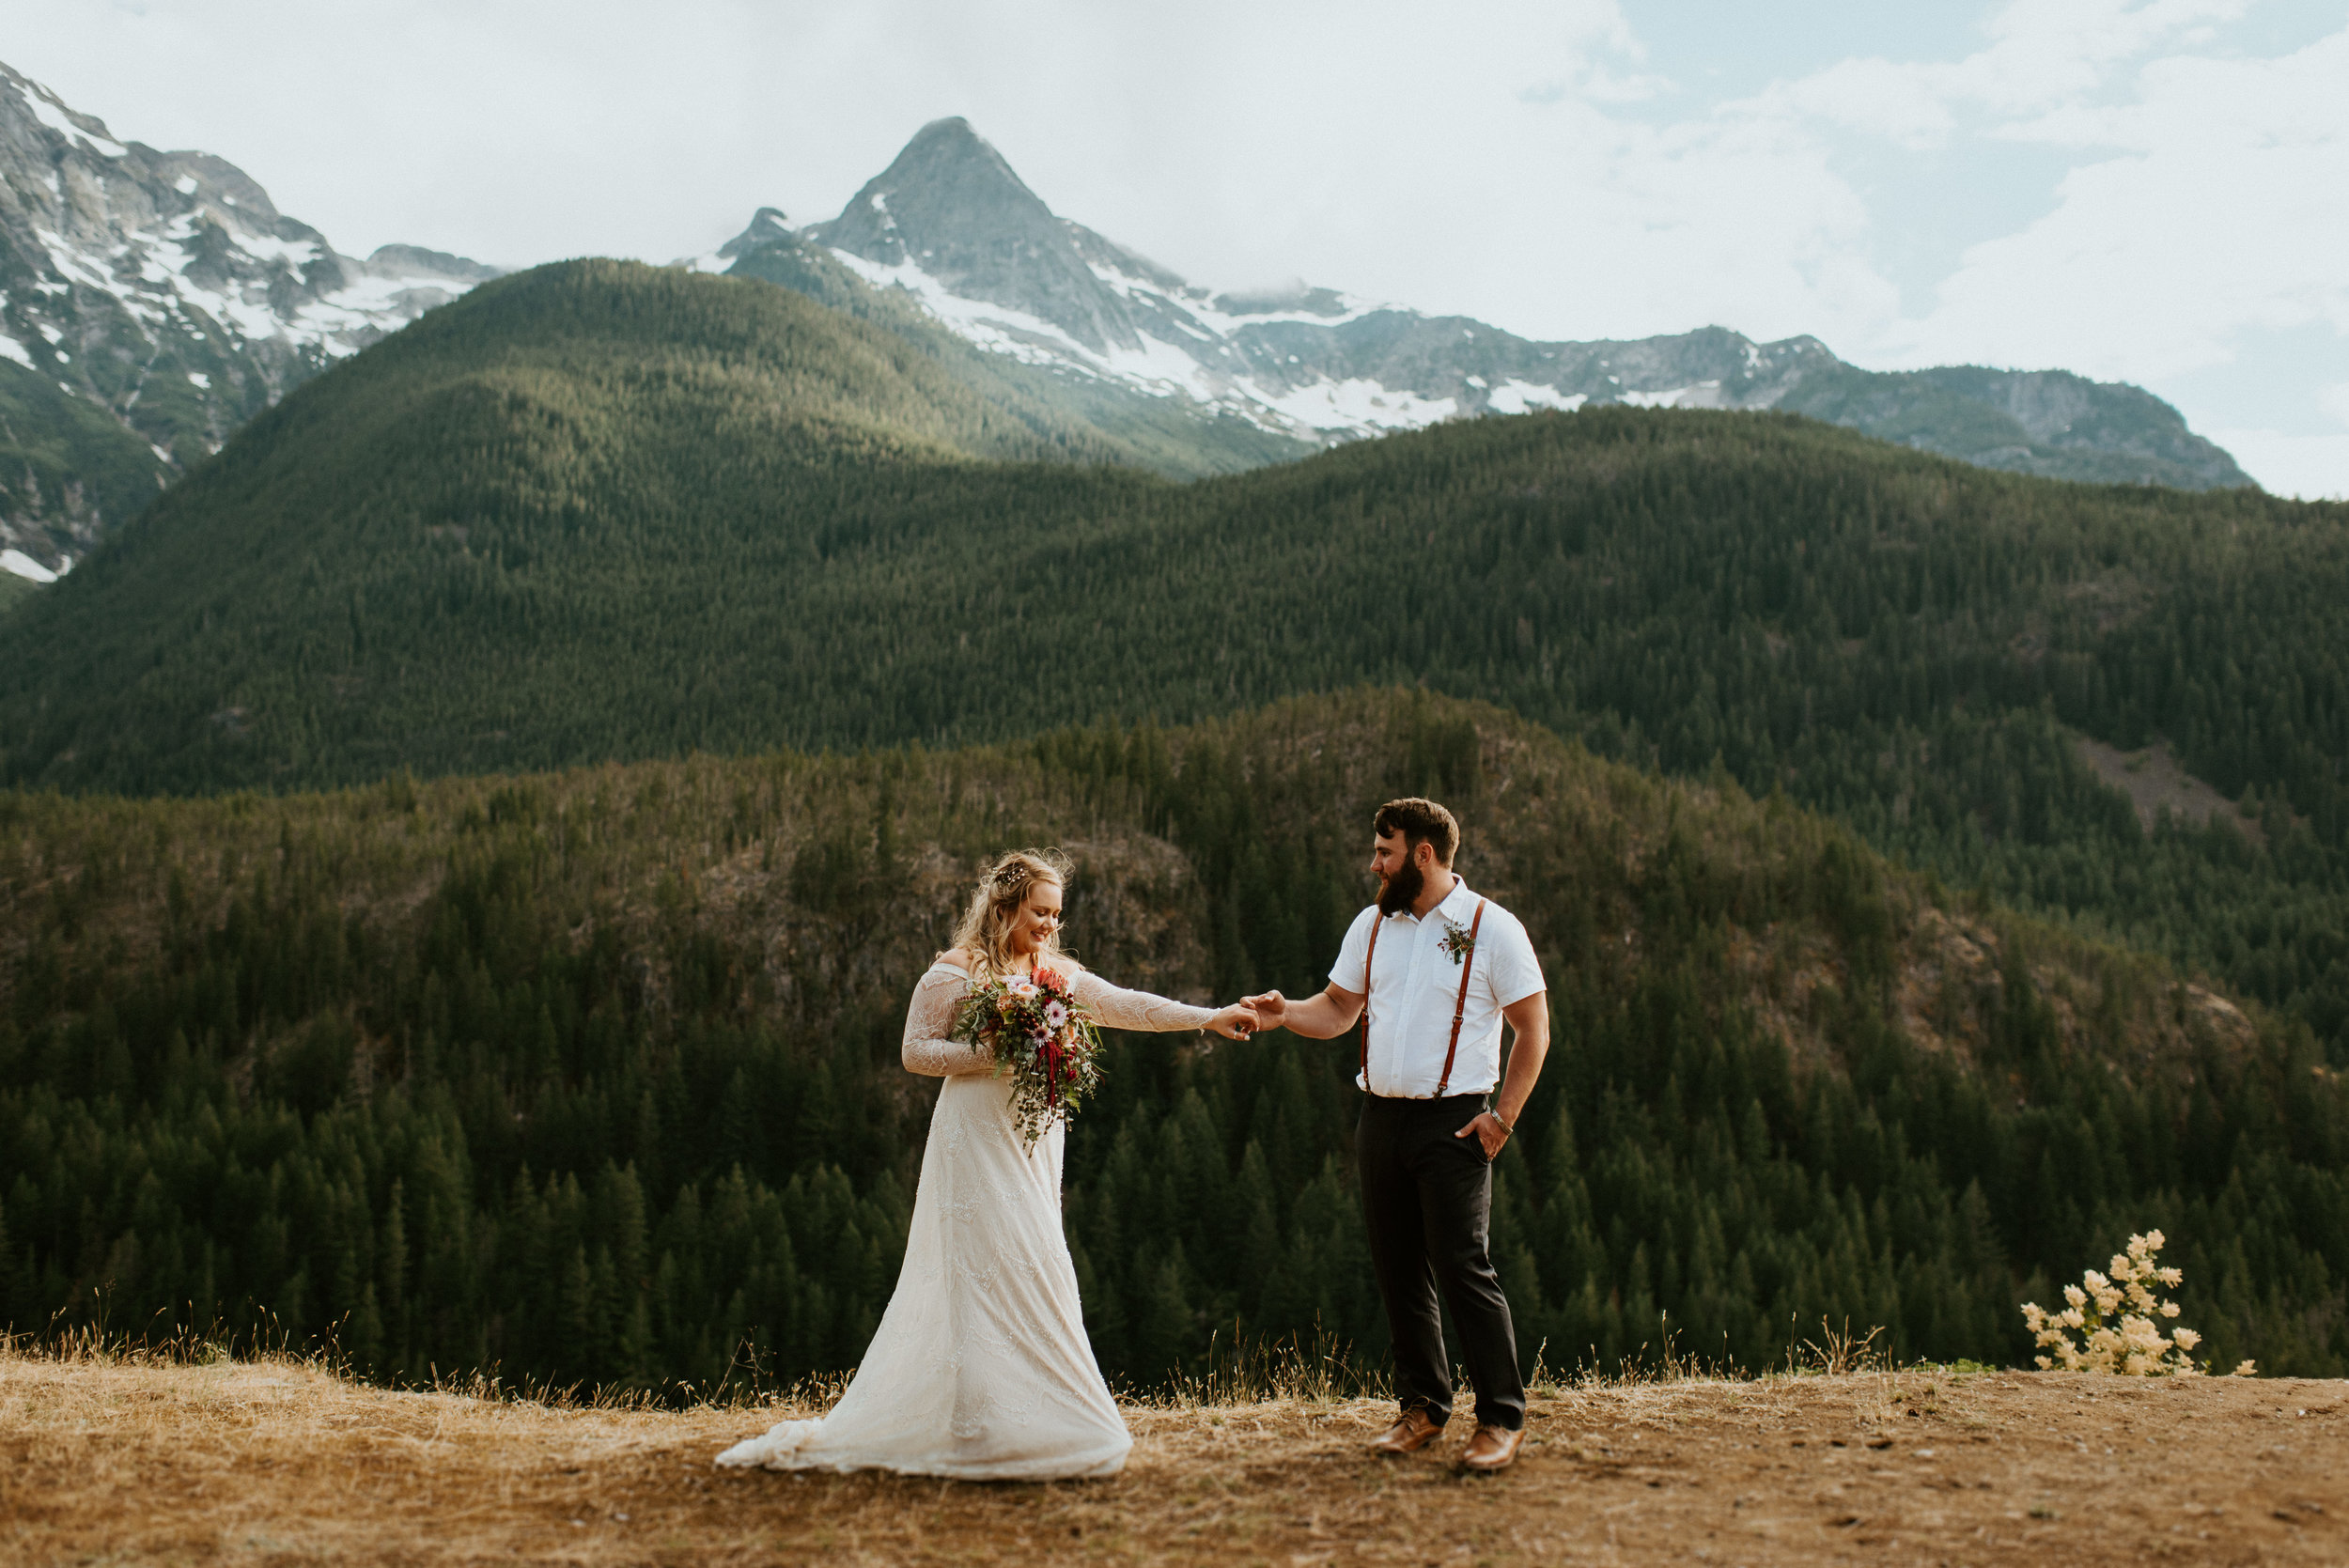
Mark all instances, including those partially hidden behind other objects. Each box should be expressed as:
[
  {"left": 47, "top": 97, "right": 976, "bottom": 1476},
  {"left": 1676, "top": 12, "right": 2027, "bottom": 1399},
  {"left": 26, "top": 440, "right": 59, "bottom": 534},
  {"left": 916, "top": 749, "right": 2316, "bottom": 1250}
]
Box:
[
  {"left": 735, "top": 121, "right": 2250, "bottom": 489},
  {"left": 0, "top": 58, "right": 502, "bottom": 573},
  {"left": 806, "top": 118, "right": 1143, "bottom": 355},
  {"left": 818, "top": 117, "right": 1050, "bottom": 267},
  {"left": 712, "top": 207, "right": 794, "bottom": 265}
]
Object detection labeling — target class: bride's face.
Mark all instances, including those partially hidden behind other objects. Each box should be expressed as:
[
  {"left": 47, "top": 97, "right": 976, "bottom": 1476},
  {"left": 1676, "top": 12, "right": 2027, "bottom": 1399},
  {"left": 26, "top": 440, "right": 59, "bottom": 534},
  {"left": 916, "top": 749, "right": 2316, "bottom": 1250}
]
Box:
[{"left": 1005, "top": 879, "right": 1064, "bottom": 960}]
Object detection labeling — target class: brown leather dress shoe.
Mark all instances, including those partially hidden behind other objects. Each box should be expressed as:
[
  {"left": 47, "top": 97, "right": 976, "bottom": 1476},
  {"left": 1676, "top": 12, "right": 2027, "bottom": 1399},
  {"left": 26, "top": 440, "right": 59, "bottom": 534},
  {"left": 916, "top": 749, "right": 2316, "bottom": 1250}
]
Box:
[
  {"left": 1460, "top": 1423, "right": 1524, "bottom": 1471},
  {"left": 1367, "top": 1406, "right": 1446, "bottom": 1455}
]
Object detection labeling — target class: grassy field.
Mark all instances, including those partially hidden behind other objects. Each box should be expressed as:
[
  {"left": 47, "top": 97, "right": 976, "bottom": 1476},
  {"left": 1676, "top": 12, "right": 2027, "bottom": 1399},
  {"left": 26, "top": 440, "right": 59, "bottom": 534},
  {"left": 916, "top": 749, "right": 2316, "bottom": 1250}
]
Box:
[{"left": 3, "top": 1343, "right": 2342, "bottom": 1564}]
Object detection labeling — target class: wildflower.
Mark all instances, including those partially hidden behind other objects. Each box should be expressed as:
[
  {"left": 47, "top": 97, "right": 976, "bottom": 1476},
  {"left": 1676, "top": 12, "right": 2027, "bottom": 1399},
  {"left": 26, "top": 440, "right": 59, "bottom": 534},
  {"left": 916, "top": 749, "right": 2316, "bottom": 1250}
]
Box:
[
  {"left": 1043, "top": 1000, "right": 1068, "bottom": 1029},
  {"left": 2019, "top": 1231, "right": 2245, "bottom": 1378}
]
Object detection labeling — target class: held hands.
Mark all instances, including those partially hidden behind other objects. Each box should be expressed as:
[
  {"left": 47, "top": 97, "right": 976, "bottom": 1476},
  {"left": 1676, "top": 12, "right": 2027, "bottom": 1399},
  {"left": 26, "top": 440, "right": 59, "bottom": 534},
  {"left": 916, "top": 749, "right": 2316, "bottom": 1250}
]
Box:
[
  {"left": 1238, "top": 989, "right": 1288, "bottom": 1031},
  {"left": 1455, "top": 1110, "right": 1512, "bottom": 1159},
  {"left": 1206, "top": 1002, "right": 1261, "bottom": 1040}
]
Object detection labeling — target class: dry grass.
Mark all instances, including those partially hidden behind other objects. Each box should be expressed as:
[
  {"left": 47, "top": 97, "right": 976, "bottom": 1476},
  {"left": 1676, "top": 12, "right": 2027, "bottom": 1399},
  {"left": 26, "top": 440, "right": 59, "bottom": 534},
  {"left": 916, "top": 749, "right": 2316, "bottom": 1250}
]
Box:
[{"left": 5, "top": 1341, "right": 2346, "bottom": 1565}]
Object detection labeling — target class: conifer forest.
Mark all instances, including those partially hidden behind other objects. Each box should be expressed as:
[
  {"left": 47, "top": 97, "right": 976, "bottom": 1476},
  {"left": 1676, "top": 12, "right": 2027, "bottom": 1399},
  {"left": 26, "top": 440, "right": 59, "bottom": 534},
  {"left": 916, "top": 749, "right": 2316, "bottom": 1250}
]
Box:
[{"left": 1, "top": 262, "right": 2345, "bottom": 1393}]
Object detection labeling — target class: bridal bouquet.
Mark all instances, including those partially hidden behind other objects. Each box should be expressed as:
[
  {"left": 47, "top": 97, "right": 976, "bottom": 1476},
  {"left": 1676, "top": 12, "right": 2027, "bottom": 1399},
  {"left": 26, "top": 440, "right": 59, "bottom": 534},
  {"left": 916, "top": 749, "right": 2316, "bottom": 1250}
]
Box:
[{"left": 953, "top": 966, "right": 1104, "bottom": 1148}]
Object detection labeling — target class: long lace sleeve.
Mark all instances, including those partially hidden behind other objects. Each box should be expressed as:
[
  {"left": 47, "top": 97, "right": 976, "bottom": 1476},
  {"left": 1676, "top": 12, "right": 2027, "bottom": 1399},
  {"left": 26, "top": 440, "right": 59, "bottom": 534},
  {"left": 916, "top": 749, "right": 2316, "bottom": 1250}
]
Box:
[
  {"left": 1072, "top": 969, "right": 1217, "bottom": 1033},
  {"left": 902, "top": 965, "right": 991, "bottom": 1077}
]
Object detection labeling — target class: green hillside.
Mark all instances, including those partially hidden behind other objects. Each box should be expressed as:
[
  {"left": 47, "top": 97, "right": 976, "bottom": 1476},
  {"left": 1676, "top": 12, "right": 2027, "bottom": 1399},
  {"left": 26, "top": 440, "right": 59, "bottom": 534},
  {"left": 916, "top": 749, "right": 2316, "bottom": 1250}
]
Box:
[
  {"left": 0, "top": 271, "right": 2343, "bottom": 1077},
  {"left": 4, "top": 692, "right": 2341, "bottom": 1391}
]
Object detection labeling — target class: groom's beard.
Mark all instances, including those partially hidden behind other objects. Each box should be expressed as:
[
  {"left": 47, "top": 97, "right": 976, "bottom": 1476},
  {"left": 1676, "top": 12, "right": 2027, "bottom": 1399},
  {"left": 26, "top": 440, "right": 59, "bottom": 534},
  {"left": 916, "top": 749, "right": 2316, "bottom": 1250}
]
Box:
[{"left": 1377, "top": 859, "right": 1424, "bottom": 918}]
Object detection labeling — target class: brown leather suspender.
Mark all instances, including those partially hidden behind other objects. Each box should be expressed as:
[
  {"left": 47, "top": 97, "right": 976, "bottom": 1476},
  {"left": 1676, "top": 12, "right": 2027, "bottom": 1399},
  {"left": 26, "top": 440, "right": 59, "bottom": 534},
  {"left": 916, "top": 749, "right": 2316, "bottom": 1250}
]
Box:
[
  {"left": 1434, "top": 899, "right": 1488, "bottom": 1098},
  {"left": 1359, "top": 896, "right": 1490, "bottom": 1097}
]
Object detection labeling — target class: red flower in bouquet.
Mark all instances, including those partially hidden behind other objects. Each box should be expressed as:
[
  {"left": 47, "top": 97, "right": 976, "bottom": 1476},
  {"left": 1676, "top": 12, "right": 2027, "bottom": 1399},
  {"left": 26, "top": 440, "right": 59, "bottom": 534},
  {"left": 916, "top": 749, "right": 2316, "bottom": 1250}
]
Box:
[{"left": 953, "top": 966, "right": 1104, "bottom": 1149}]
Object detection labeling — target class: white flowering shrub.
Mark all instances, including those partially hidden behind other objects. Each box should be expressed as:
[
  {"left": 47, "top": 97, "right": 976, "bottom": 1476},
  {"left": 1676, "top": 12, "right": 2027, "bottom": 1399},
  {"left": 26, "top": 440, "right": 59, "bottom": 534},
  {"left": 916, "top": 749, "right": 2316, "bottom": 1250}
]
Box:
[{"left": 2020, "top": 1230, "right": 2256, "bottom": 1377}]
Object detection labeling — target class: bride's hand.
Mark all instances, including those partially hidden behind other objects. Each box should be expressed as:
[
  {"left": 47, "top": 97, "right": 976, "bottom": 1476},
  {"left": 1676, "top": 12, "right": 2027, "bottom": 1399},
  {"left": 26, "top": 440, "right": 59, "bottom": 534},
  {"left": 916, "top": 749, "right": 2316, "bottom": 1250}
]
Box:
[{"left": 1206, "top": 1002, "right": 1260, "bottom": 1039}]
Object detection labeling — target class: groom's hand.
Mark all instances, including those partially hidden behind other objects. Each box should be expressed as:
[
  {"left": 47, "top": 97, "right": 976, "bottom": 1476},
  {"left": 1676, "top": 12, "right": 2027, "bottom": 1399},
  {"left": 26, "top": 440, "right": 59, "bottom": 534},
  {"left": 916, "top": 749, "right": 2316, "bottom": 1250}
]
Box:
[
  {"left": 1455, "top": 1111, "right": 1512, "bottom": 1160},
  {"left": 1240, "top": 990, "right": 1288, "bottom": 1031}
]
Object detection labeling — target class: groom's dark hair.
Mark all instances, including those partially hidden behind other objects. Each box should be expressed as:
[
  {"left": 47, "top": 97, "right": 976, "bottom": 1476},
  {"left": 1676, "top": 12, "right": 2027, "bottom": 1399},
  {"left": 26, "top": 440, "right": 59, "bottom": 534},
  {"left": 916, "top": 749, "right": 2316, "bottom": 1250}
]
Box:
[{"left": 1374, "top": 797, "right": 1459, "bottom": 866}]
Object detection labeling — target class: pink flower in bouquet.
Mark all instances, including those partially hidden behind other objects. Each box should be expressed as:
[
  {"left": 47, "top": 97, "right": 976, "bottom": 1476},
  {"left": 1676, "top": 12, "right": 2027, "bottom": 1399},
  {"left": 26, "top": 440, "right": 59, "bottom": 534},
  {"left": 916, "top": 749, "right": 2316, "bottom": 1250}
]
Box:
[{"left": 952, "top": 971, "right": 1104, "bottom": 1149}]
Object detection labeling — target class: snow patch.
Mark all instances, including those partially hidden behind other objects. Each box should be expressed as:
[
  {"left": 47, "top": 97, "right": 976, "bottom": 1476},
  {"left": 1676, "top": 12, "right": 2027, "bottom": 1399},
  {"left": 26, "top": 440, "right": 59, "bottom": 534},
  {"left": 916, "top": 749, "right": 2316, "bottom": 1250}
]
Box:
[
  {"left": 828, "top": 246, "right": 1107, "bottom": 373},
  {"left": 174, "top": 175, "right": 199, "bottom": 194},
  {"left": 1486, "top": 381, "right": 1587, "bottom": 415},
  {"left": 1, "top": 550, "right": 58, "bottom": 584},
  {"left": 14, "top": 78, "right": 128, "bottom": 157},
  {"left": 0, "top": 336, "right": 33, "bottom": 369},
  {"left": 1617, "top": 380, "right": 1725, "bottom": 410},
  {"left": 186, "top": 370, "right": 210, "bottom": 389},
  {"left": 1254, "top": 377, "right": 1459, "bottom": 434}
]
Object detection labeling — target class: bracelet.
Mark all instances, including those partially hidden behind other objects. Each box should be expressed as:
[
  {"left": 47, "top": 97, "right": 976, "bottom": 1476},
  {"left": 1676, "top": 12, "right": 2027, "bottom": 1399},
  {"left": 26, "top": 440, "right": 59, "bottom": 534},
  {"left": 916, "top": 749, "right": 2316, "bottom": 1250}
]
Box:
[{"left": 1495, "top": 1112, "right": 1515, "bottom": 1135}]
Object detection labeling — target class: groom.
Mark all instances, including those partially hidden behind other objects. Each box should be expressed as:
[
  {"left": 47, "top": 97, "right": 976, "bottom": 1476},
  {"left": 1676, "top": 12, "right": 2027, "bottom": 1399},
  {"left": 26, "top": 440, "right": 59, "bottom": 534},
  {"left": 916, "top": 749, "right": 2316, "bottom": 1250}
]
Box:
[{"left": 1246, "top": 798, "right": 1549, "bottom": 1472}]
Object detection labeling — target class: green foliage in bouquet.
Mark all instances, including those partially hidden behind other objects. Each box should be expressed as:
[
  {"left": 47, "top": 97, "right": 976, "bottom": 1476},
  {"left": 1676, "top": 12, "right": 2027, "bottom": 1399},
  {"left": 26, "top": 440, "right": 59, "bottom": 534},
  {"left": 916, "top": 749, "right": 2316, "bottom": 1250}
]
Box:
[{"left": 952, "top": 967, "right": 1103, "bottom": 1148}]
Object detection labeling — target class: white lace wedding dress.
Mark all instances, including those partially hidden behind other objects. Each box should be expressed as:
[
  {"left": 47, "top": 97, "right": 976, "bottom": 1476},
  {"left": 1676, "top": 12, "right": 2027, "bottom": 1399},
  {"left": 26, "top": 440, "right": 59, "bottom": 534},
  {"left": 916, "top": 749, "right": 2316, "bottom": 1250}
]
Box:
[{"left": 714, "top": 955, "right": 1214, "bottom": 1480}]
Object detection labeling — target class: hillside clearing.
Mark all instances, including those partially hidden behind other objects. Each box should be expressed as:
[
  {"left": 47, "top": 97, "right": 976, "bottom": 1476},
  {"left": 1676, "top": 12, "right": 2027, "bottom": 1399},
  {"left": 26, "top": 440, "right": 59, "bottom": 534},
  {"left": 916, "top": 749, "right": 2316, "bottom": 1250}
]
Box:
[{"left": 3, "top": 1353, "right": 2342, "bottom": 1565}]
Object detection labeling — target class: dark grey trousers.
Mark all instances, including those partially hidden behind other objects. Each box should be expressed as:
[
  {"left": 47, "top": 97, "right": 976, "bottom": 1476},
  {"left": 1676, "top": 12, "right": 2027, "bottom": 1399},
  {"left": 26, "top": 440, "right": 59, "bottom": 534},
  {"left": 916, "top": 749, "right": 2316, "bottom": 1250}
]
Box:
[{"left": 1356, "top": 1092, "right": 1525, "bottom": 1431}]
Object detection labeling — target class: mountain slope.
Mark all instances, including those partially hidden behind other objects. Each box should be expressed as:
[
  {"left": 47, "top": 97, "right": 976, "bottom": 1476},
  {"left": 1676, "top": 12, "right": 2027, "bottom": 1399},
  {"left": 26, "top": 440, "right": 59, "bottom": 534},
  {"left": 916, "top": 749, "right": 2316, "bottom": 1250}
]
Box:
[
  {"left": 0, "top": 60, "right": 496, "bottom": 574},
  {"left": 708, "top": 207, "right": 1311, "bottom": 477},
  {"left": 0, "top": 268, "right": 2341, "bottom": 1073},
  {"left": 2, "top": 691, "right": 2341, "bottom": 1392},
  {"left": 733, "top": 116, "right": 2249, "bottom": 489},
  {"left": 0, "top": 254, "right": 1186, "bottom": 772}
]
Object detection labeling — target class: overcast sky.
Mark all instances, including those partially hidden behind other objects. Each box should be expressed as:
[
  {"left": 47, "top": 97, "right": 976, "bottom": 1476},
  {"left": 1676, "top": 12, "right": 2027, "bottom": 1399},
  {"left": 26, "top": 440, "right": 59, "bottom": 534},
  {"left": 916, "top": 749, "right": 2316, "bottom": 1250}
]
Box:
[{"left": 12, "top": 0, "right": 2346, "bottom": 495}]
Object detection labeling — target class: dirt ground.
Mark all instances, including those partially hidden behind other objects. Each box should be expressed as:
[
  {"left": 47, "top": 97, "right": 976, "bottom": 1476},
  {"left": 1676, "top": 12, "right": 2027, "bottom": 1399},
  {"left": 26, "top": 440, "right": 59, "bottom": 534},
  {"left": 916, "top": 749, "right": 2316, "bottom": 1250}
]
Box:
[{"left": 2, "top": 1351, "right": 2343, "bottom": 1565}]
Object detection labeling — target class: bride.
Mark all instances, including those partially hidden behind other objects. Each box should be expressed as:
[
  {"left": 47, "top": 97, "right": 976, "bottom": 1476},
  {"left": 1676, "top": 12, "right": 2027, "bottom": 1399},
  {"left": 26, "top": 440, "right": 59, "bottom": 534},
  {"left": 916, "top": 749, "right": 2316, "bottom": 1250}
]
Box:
[{"left": 716, "top": 848, "right": 1258, "bottom": 1480}]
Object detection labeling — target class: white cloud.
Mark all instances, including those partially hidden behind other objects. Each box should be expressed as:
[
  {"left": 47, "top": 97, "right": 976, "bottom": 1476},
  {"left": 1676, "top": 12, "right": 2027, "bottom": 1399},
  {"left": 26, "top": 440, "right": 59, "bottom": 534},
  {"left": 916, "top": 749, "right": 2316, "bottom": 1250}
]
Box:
[
  {"left": 1897, "top": 28, "right": 2349, "bottom": 380},
  {"left": 2230, "top": 382, "right": 2349, "bottom": 500}
]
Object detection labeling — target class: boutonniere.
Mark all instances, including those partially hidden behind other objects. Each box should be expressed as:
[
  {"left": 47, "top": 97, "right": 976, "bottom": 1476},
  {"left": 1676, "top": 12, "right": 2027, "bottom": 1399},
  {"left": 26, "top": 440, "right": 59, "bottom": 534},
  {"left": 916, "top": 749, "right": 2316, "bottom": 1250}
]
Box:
[{"left": 1439, "top": 920, "right": 1477, "bottom": 964}]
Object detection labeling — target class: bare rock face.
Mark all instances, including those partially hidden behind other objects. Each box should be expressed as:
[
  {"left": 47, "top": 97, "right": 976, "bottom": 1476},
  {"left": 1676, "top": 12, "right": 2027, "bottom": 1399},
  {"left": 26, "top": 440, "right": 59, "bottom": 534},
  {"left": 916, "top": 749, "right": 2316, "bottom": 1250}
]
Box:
[{"left": 0, "top": 61, "right": 499, "bottom": 574}]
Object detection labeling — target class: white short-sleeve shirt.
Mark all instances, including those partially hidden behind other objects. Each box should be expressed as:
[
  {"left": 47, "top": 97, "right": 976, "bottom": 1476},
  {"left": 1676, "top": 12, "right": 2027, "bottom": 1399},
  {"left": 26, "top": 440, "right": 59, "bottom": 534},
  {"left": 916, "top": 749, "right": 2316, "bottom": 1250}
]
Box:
[{"left": 1329, "top": 878, "right": 1546, "bottom": 1098}]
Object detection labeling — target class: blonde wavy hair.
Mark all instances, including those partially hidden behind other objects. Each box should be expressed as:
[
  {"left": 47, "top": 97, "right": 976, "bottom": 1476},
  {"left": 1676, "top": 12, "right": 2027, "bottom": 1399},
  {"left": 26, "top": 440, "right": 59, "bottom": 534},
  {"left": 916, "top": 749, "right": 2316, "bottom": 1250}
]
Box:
[{"left": 947, "top": 848, "right": 1074, "bottom": 981}]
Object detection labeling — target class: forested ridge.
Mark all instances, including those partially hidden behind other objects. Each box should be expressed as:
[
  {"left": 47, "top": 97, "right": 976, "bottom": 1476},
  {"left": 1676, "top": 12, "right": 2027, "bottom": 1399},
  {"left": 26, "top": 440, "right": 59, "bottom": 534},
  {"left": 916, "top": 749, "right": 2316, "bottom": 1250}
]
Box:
[
  {"left": 0, "top": 260, "right": 2342, "bottom": 1072},
  {"left": 3, "top": 694, "right": 2343, "bottom": 1393},
  {"left": 2, "top": 262, "right": 2346, "bottom": 1393}
]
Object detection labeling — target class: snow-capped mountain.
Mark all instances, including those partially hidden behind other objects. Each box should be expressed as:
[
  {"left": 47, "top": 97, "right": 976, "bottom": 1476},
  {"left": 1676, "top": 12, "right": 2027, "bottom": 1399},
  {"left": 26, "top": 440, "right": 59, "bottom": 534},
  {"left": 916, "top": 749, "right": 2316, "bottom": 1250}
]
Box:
[
  {"left": 693, "top": 116, "right": 2248, "bottom": 489},
  {"left": 0, "top": 61, "right": 497, "bottom": 575}
]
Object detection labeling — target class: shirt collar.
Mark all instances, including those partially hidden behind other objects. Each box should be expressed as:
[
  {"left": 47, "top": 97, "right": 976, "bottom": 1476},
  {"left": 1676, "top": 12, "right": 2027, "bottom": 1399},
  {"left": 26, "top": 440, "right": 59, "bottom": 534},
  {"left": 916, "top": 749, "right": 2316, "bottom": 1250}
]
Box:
[{"left": 1389, "top": 876, "right": 1476, "bottom": 925}]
